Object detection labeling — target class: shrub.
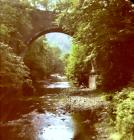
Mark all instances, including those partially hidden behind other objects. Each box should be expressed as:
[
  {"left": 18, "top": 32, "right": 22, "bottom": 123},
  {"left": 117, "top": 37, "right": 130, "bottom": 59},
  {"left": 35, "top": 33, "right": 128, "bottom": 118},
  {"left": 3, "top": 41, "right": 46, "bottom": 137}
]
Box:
[
  {"left": 0, "top": 42, "right": 34, "bottom": 95},
  {"left": 111, "top": 88, "right": 134, "bottom": 140}
]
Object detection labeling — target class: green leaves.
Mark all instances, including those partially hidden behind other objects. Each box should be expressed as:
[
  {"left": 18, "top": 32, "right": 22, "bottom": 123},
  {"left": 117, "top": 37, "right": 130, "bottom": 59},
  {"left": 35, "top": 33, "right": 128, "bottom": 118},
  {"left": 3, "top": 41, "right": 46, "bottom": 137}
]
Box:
[
  {"left": 0, "top": 0, "right": 32, "bottom": 51},
  {"left": 0, "top": 43, "right": 31, "bottom": 89},
  {"left": 24, "top": 37, "right": 64, "bottom": 81},
  {"left": 0, "top": 1, "right": 35, "bottom": 95},
  {"left": 65, "top": 43, "right": 90, "bottom": 86},
  {"left": 57, "top": 0, "right": 134, "bottom": 90},
  {"left": 115, "top": 88, "right": 134, "bottom": 140}
]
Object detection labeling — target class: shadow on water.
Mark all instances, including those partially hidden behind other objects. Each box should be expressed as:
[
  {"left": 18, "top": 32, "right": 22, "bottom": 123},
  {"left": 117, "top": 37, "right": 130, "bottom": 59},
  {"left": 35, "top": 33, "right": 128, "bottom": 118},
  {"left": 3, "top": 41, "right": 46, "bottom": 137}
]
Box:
[{"left": 72, "top": 109, "right": 102, "bottom": 140}]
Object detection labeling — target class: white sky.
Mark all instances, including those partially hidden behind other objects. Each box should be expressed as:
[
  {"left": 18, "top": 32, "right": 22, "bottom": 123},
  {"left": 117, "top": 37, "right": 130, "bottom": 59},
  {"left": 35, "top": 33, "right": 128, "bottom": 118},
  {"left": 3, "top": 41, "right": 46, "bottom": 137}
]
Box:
[{"left": 46, "top": 32, "right": 72, "bottom": 54}]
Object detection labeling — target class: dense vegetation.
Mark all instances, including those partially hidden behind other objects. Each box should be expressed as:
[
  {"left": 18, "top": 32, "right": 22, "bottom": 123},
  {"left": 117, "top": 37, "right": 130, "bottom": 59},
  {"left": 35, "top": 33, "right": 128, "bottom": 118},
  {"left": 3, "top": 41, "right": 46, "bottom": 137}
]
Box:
[
  {"left": 0, "top": 42, "right": 33, "bottom": 95},
  {"left": 0, "top": 0, "right": 35, "bottom": 96},
  {"left": 58, "top": 0, "right": 134, "bottom": 90},
  {"left": 24, "top": 37, "right": 64, "bottom": 82},
  {"left": 56, "top": 0, "right": 134, "bottom": 139},
  {"left": 0, "top": 0, "right": 64, "bottom": 95},
  {"left": 0, "top": 0, "right": 134, "bottom": 139},
  {"left": 110, "top": 88, "right": 134, "bottom": 140},
  {"left": 65, "top": 43, "right": 90, "bottom": 87}
]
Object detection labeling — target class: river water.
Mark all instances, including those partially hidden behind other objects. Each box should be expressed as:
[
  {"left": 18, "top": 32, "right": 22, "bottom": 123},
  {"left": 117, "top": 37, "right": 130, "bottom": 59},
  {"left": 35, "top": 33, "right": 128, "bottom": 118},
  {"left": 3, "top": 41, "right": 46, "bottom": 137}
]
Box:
[{"left": 0, "top": 74, "right": 100, "bottom": 140}]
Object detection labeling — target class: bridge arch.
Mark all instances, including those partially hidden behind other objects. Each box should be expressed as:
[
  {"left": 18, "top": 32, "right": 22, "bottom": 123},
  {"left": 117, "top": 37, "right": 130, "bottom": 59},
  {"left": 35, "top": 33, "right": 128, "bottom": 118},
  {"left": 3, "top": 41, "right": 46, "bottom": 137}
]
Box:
[
  {"left": 20, "top": 9, "right": 73, "bottom": 45},
  {"left": 26, "top": 27, "right": 71, "bottom": 45}
]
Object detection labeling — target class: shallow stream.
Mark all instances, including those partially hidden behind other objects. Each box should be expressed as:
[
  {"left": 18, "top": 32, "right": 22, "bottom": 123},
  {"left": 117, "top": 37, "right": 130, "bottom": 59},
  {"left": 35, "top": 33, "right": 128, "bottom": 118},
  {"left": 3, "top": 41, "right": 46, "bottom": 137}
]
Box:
[{"left": 0, "top": 75, "right": 99, "bottom": 140}]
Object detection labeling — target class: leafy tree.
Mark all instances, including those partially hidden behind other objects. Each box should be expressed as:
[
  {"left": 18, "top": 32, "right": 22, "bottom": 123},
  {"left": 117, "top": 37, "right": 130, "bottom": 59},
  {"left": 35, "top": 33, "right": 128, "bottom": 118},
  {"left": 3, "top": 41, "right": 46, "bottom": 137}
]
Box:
[
  {"left": 57, "top": 0, "right": 134, "bottom": 90},
  {"left": 111, "top": 88, "right": 134, "bottom": 140},
  {"left": 0, "top": 0, "right": 34, "bottom": 95},
  {"left": 24, "top": 37, "right": 64, "bottom": 81},
  {"left": 65, "top": 43, "right": 90, "bottom": 87},
  {"left": 0, "top": 0, "right": 32, "bottom": 54},
  {"left": 61, "top": 53, "right": 69, "bottom": 70},
  {"left": 0, "top": 43, "right": 33, "bottom": 94},
  {"left": 50, "top": 46, "right": 64, "bottom": 74}
]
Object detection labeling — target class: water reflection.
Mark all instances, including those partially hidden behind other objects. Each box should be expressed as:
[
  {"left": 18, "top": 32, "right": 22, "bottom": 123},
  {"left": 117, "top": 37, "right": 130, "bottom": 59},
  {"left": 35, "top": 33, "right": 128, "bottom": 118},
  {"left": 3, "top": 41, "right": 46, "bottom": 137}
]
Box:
[
  {"left": 50, "top": 74, "right": 67, "bottom": 81},
  {"left": 0, "top": 110, "right": 74, "bottom": 140},
  {"left": 47, "top": 82, "right": 70, "bottom": 89},
  {"left": 37, "top": 112, "right": 73, "bottom": 140},
  {"left": 72, "top": 110, "right": 98, "bottom": 140},
  {"left": 0, "top": 95, "right": 100, "bottom": 140},
  {"left": 0, "top": 75, "right": 100, "bottom": 140}
]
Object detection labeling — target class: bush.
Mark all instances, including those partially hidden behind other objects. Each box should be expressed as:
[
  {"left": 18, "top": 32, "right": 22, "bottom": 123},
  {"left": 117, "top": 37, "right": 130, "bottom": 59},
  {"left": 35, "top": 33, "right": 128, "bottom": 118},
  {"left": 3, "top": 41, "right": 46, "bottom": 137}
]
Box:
[
  {"left": 111, "top": 88, "right": 134, "bottom": 140},
  {"left": 0, "top": 42, "right": 34, "bottom": 95}
]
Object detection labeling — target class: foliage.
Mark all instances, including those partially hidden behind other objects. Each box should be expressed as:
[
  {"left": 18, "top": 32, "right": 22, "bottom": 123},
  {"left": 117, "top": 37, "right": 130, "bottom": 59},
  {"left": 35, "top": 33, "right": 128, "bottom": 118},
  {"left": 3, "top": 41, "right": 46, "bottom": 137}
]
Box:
[
  {"left": 111, "top": 88, "right": 134, "bottom": 140},
  {"left": 50, "top": 46, "right": 64, "bottom": 74},
  {"left": 57, "top": 0, "right": 134, "bottom": 90},
  {"left": 65, "top": 43, "right": 91, "bottom": 86},
  {"left": 0, "top": 0, "right": 34, "bottom": 95},
  {"left": 61, "top": 53, "right": 69, "bottom": 70},
  {"left": 0, "top": 43, "right": 32, "bottom": 91},
  {"left": 0, "top": 0, "right": 32, "bottom": 54},
  {"left": 24, "top": 37, "right": 64, "bottom": 81}
]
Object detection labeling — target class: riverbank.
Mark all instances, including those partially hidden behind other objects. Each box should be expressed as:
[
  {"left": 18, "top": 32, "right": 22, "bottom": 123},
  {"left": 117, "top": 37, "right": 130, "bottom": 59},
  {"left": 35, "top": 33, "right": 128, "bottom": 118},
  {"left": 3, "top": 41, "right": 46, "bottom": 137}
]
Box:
[
  {"left": 0, "top": 74, "right": 114, "bottom": 140},
  {"left": 57, "top": 89, "right": 112, "bottom": 140}
]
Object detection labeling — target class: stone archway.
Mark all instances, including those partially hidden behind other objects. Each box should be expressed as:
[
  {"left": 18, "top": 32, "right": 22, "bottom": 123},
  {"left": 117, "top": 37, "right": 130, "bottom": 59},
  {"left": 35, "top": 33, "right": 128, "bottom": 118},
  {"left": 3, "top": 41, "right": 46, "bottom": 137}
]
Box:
[{"left": 19, "top": 9, "right": 72, "bottom": 45}]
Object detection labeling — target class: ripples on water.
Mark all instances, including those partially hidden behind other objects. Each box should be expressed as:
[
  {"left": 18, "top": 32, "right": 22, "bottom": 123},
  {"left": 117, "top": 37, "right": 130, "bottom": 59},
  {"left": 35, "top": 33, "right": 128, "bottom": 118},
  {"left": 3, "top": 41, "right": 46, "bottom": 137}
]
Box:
[
  {"left": 0, "top": 95, "right": 74, "bottom": 140},
  {"left": 0, "top": 75, "right": 99, "bottom": 140}
]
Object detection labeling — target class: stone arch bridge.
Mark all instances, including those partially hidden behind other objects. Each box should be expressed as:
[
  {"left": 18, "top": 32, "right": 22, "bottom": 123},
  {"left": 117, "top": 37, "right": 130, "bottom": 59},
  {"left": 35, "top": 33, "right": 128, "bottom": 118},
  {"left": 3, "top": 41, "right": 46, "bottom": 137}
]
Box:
[
  {"left": 20, "top": 9, "right": 71, "bottom": 45},
  {"left": 19, "top": 9, "right": 97, "bottom": 89}
]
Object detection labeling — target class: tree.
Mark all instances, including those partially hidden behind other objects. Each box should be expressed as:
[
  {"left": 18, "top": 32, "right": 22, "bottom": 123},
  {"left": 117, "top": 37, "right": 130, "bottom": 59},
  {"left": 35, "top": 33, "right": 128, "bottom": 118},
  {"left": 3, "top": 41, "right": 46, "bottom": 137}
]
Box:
[
  {"left": 50, "top": 46, "right": 64, "bottom": 74},
  {"left": 0, "top": 0, "right": 34, "bottom": 95},
  {"left": 57, "top": 0, "right": 134, "bottom": 90},
  {"left": 24, "top": 37, "right": 64, "bottom": 81},
  {"left": 0, "top": 0, "right": 32, "bottom": 54},
  {"left": 0, "top": 43, "right": 33, "bottom": 94},
  {"left": 65, "top": 43, "right": 90, "bottom": 86}
]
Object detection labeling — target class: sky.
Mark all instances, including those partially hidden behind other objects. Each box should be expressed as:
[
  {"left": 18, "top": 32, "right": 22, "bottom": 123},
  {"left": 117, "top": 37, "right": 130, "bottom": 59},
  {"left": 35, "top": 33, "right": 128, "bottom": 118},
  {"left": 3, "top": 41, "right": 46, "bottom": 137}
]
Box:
[
  {"left": 36, "top": 0, "right": 72, "bottom": 54},
  {"left": 36, "top": 0, "right": 61, "bottom": 10},
  {"left": 45, "top": 32, "right": 72, "bottom": 54}
]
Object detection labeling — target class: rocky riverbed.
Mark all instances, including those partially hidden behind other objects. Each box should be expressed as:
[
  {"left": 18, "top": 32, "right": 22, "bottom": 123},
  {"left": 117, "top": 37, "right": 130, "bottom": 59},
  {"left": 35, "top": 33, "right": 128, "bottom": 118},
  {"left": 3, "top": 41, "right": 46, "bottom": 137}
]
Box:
[{"left": 0, "top": 75, "right": 112, "bottom": 140}]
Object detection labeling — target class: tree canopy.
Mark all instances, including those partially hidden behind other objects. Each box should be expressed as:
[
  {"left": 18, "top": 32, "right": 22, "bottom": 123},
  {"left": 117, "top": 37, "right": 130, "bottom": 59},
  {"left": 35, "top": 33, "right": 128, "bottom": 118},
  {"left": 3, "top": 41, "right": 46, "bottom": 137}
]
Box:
[
  {"left": 24, "top": 37, "right": 64, "bottom": 81},
  {"left": 57, "top": 0, "right": 134, "bottom": 90}
]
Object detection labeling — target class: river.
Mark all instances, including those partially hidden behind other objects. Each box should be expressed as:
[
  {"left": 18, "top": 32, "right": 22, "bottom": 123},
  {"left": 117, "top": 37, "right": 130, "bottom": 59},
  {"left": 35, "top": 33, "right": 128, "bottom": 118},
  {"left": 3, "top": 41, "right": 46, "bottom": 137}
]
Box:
[{"left": 0, "top": 74, "right": 101, "bottom": 140}]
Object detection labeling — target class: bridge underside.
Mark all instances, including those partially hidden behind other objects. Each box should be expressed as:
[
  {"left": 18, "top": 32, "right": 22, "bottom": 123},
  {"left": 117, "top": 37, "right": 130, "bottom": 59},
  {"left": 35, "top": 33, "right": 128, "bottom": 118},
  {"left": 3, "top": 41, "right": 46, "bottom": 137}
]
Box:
[
  {"left": 26, "top": 27, "right": 70, "bottom": 45},
  {"left": 18, "top": 10, "right": 72, "bottom": 45}
]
